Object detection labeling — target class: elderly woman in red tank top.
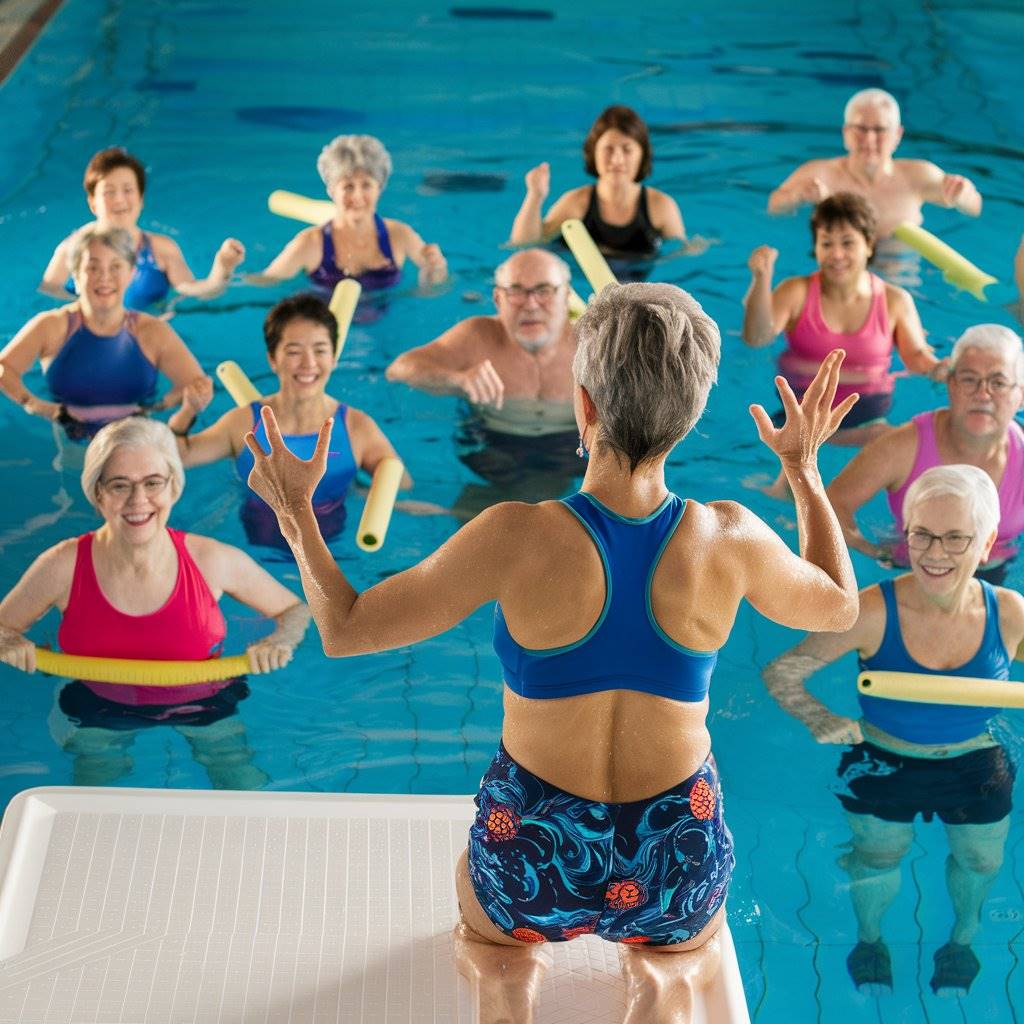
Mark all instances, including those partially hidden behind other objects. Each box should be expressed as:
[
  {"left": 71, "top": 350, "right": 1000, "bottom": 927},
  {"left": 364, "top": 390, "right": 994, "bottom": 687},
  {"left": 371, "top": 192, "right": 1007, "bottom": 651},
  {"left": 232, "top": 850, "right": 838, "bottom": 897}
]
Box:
[
  {"left": 0, "top": 418, "right": 309, "bottom": 788},
  {"left": 241, "top": 282, "right": 859, "bottom": 1022}
]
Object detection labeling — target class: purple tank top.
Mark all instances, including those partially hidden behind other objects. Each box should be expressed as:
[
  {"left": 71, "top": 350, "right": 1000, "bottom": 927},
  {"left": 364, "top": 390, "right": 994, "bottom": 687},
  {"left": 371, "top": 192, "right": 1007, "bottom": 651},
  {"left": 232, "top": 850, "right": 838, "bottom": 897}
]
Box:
[{"left": 887, "top": 410, "right": 1024, "bottom": 561}]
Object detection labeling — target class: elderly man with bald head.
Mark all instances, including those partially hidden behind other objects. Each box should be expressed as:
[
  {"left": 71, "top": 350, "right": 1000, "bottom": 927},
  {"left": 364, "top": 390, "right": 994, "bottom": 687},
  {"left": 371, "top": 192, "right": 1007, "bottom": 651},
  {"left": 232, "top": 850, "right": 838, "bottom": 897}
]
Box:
[{"left": 768, "top": 88, "right": 981, "bottom": 236}]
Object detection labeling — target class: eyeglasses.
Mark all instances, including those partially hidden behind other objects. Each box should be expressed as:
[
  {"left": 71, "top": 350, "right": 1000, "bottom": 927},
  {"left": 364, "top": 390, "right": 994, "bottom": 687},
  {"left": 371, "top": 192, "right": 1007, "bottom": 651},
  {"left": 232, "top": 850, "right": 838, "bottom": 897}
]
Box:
[
  {"left": 496, "top": 283, "right": 563, "bottom": 304},
  {"left": 98, "top": 475, "right": 170, "bottom": 500},
  {"left": 845, "top": 123, "right": 892, "bottom": 136},
  {"left": 905, "top": 528, "right": 974, "bottom": 555},
  {"left": 949, "top": 371, "right": 1019, "bottom": 396}
]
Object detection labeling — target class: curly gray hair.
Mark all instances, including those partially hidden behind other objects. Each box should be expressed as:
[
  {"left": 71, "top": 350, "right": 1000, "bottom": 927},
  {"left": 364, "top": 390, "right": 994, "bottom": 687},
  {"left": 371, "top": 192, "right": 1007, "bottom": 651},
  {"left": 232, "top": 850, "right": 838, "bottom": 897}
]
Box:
[{"left": 317, "top": 135, "right": 392, "bottom": 192}]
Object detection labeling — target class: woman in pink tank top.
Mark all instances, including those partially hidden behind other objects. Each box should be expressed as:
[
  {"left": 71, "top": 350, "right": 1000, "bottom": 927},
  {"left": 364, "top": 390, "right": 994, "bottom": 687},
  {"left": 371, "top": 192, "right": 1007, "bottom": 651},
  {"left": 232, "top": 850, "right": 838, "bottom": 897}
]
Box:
[
  {"left": 742, "top": 192, "right": 945, "bottom": 449},
  {"left": 0, "top": 418, "right": 309, "bottom": 788}
]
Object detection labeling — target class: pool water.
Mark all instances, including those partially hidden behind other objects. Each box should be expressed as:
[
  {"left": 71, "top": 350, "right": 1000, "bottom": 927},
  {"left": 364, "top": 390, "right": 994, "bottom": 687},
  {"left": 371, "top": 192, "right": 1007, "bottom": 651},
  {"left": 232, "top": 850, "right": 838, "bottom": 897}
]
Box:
[{"left": 1, "top": 1, "right": 1023, "bottom": 1019}]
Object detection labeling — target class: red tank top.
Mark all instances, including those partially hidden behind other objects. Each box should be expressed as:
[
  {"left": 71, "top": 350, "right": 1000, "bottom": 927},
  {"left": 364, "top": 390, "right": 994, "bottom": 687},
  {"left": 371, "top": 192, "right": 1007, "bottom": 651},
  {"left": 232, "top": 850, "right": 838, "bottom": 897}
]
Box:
[
  {"left": 57, "top": 528, "right": 228, "bottom": 705},
  {"left": 780, "top": 271, "right": 894, "bottom": 401}
]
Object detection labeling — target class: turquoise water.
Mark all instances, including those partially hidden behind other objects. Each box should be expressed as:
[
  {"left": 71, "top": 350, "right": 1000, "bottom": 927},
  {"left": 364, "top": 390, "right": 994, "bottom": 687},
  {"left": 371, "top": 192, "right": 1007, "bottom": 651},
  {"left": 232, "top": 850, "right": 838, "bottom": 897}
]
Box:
[{"left": 1, "top": 0, "right": 1023, "bottom": 1019}]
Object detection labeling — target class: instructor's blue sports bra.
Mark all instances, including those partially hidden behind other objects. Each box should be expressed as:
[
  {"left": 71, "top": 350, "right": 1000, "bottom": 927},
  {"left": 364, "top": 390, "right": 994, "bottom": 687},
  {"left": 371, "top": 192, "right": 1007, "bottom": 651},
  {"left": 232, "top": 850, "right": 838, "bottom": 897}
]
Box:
[
  {"left": 234, "top": 401, "right": 358, "bottom": 506},
  {"left": 67, "top": 232, "right": 171, "bottom": 310},
  {"left": 308, "top": 217, "right": 402, "bottom": 293},
  {"left": 493, "top": 491, "right": 718, "bottom": 701},
  {"left": 45, "top": 309, "right": 158, "bottom": 407},
  {"left": 859, "top": 578, "right": 1010, "bottom": 745}
]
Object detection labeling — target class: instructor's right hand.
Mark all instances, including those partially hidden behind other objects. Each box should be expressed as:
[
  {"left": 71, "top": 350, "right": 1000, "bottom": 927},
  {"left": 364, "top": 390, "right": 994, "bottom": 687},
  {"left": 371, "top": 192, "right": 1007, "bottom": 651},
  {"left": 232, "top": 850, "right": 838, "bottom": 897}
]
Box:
[{"left": 748, "top": 350, "right": 859, "bottom": 466}]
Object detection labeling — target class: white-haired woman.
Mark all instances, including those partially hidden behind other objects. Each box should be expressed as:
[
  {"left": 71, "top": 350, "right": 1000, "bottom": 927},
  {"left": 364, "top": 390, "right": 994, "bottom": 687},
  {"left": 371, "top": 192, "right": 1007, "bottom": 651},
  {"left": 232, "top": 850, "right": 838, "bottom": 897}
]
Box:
[
  {"left": 828, "top": 324, "right": 1024, "bottom": 582},
  {"left": 1, "top": 228, "right": 213, "bottom": 437},
  {"left": 252, "top": 134, "right": 447, "bottom": 292},
  {"left": 764, "top": 464, "right": 1024, "bottom": 996},
  {"left": 242, "top": 282, "right": 858, "bottom": 1021},
  {"left": 0, "top": 419, "right": 309, "bottom": 787}
]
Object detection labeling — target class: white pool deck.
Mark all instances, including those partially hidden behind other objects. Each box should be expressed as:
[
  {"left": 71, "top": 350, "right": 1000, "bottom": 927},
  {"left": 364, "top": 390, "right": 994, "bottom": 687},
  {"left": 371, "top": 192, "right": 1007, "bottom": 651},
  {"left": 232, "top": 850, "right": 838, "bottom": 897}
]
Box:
[{"left": 0, "top": 787, "right": 750, "bottom": 1023}]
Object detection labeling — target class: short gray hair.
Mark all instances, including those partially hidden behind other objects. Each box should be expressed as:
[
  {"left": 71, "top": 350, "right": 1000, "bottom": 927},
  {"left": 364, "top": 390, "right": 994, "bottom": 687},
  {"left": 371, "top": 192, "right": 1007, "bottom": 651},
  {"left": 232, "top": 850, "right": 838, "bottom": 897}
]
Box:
[
  {"left": 494, "top": 249, "right": 571, "bottom": 288},
  {"left": 573, "top": 283, "right": 720, "bottom": 472},
  {"left": 949, "top": 323, "right": 1024, "bottom": 381},
  {"left": 82, "top": 418, "right": 185, "bottom": 511},
  {"left": 844, "top": 88, "right": 901, "bottom": 127},
  {"left": 68, "top": 227, "right": 136, "bottom": 281},
  {"left": 902, "top": 464, "right": 1000, "bottom": 544},
  {"left": 317, "top": 135, "right": 392, "bottom": 191}
]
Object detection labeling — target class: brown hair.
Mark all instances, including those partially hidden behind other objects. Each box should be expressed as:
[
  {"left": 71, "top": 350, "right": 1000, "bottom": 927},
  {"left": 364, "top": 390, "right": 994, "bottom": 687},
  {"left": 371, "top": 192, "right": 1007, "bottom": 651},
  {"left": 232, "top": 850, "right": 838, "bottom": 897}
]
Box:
[
  {"left": 810, "top": 192, "right": 877, "bottom": 259},
  {"left": 582, "top": 106, "right": 652, "bottom": 181},
  {"left": 83, "top": 148, "right": 147, "bottom": 197}
]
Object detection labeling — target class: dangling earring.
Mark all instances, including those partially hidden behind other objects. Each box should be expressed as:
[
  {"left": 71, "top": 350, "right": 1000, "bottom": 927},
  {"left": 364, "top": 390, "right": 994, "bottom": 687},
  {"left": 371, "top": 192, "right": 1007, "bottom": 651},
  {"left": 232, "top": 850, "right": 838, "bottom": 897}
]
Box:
[{"left": 576, "top": 429, "right": 589, "bottom": 460}]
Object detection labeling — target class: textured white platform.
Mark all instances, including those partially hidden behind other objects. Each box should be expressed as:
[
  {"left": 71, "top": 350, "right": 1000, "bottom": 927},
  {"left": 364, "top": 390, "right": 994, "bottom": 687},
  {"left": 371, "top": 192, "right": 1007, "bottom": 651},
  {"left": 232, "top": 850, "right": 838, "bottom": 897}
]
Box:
[{"left": 0, "top": 787, "right": 750, "bottom": 1023}]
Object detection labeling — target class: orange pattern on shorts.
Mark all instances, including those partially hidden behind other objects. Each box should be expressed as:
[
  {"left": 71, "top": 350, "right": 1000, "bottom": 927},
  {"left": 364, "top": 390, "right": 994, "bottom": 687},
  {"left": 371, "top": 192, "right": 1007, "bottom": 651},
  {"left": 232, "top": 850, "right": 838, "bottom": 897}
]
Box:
[
  {"left": 605, "top": 879, "right": 646, "bottom": 910},
  {"left": 689, "top": 778, "right": 716, "bottom": 820},
  {"left": 512, "top": 927, "right": 547, "bottom": 943},
  {"left": 485, "top": 805, "right": 520, "bottom": 841}
]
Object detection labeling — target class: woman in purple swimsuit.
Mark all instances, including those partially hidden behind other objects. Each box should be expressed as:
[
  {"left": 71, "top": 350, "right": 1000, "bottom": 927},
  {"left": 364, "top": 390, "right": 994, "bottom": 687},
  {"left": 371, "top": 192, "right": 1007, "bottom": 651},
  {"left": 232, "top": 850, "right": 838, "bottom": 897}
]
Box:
[{"left": 251, "top": 134, "right": 447, "bottom": 292}]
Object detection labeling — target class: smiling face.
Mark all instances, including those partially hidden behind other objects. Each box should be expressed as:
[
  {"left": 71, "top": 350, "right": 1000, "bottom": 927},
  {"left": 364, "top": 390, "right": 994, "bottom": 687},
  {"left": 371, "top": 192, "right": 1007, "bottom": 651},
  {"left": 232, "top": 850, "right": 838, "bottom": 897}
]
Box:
[
  {"left": 269, "top": 317, "right": 335, "bottom": 397},
  {"left": 594, "top": 128, "right": 644, "bottom": 182},
  {"left": 95, "top": 445, "right": 175, "bottom": 545},
  {"left": 87, "top": 166, "right": 143, "bottom": 229},
  {"left": 842, "top": 101, "right": 903, "bottom": 172},
  {"left": 73, "top": 239, "right": 132, "bottom": 311},
  {"left": 814, "top": 220, "right": 872, "bottom": 282},
  {"left": 328, "top": 170, "right": 383, "bottom": 220},
  {"left": 906, "top": 493, "right": 992, "bottom": 597},
  {"left": 493, "top": 251, "right": 569, "bottom": 352},
  {"left": 946, "top": 345, "right": 1023, "bottom": 441}
]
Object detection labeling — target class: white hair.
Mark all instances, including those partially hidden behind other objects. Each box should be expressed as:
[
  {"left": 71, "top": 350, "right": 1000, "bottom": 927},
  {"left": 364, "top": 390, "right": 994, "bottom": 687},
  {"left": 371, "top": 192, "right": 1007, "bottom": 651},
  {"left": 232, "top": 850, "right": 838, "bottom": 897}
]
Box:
[
  {"left": 902, "top": 464, "right": 1000, "bottom": 543},
  {"left": 494, "top": 249, "right": 571, "bottom": 288},
  {"left": 68, "top": 226, "right": 136, "bottom": 281},
  {"left": 81, "top": 418, "right": 184, "bottom": 511},
  {"left": 949, "top": 323, "right": 1024, "bottom": 381},
  {"left": 317, "top": 135, "right": 392, "bottom": 191},
  {"left": 844, "top": 88, "right": 901, "bottom": 127}
]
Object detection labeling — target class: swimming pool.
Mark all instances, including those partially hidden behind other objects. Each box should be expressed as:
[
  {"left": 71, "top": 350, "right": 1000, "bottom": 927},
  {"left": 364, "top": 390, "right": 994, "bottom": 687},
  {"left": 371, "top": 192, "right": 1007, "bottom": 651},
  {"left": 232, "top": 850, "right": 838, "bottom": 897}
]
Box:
[{"left": 1, "top": 0, "right": 1023, "bottom": 1018}]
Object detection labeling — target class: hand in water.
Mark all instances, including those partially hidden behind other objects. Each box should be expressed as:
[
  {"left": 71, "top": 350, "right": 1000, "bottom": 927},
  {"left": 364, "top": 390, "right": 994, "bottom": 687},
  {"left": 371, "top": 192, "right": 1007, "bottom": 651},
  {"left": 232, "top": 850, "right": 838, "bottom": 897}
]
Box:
[
  {"left": 244, "top": 405, "right": 330, "bottom": 517},
  {"left": 748, "top": 349, "right": 859, "bottom": 466},
  {"left": 0, "top": 627, "right": 35, "bottom": 672},
  {"left": 246, "top": 637, "right": 296, "bottom": 673}
]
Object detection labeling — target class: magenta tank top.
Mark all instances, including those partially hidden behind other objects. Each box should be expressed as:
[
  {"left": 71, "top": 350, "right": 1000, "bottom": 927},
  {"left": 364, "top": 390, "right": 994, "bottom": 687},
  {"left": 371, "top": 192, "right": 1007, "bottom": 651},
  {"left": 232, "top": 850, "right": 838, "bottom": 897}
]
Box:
[
  {"left": 887, "top": 410, "right": 1024, "bottom": 561},
  {"left": 58, "top": 528, "right": 228, "bottom": 705},
  {"left": 779, "top": 271, "right": 893, "bottom": 401}
]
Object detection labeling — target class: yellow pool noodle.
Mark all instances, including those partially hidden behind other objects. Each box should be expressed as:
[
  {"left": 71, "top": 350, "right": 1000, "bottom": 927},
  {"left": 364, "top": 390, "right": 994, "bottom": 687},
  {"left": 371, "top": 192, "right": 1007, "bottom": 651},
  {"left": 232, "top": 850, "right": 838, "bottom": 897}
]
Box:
[
  {"left": 216, "top": 361, "right": 261, "bottom": 405},
  {"left": 892, "top": 223, "right": 997, "bottom": 302},
  {"left": 356, "top": 456, "right": 404, "bottom": 552},
  {"left": 268, "top": 189, "right": 335, "bottom": 225},
  {"left": 329, "top": 280, "right": 361, "bottom": 358},
  {"left": 857, "top": 670, "right": 1024, "bottom": 709},
  {"left": 560, "top": 219, "right": 619, "bottom": 296},
  {"left": 34, "top": 648, "right": 252, "bottom": 686},
  {"left": 567, "top": 288, "right": 588, "bottom": 321}
]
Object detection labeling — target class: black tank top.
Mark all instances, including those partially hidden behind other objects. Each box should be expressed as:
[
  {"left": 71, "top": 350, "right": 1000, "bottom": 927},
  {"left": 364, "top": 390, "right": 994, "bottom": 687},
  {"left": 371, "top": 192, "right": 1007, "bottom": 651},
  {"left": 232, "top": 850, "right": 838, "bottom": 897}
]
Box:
[{"left": 581, "top": 185, "right": 660, "bottom": 257}]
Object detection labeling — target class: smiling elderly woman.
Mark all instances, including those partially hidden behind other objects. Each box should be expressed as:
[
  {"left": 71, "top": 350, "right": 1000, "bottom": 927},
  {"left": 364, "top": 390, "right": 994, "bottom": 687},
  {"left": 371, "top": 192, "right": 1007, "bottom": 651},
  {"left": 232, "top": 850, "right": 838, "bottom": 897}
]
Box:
[
  {"left": 764, "top": 464, "right": 1024, "bottom": 996},
  {"left": 0, "top": 418, "right": 309, "bottom": 701}
]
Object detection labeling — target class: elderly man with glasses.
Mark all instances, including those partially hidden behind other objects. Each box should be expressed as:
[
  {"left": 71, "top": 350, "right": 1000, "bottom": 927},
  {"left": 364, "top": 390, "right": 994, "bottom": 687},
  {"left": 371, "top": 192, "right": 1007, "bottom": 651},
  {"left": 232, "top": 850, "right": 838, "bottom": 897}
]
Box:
[
  {"left": 768, "top": 88, "right": 982, "bottom": 236},
  {"left": 827, "top": 324, "right": 1024, "bottom": 582}
]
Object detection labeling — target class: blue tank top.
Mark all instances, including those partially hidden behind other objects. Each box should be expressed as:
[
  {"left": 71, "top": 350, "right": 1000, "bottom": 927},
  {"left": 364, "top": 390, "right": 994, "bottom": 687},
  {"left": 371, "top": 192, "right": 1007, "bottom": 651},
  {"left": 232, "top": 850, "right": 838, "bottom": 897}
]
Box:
[
  {"left": 234, "top": 401, "right": 358, "bottom": 506},
  {"left": 493, "top": 491, "right": 718, "bottom": 701},
  {"left": 859, "top": 578, "right": 1009, "bottom": 744},
  {"left": 67, "top": 232, "right": 171, "bottom": 310},
  {"left": 45, "top": 309, "right": 158, "bottom": 407},
  {"left": 308, "top": 217, "right": 402, "bottom": 292}
]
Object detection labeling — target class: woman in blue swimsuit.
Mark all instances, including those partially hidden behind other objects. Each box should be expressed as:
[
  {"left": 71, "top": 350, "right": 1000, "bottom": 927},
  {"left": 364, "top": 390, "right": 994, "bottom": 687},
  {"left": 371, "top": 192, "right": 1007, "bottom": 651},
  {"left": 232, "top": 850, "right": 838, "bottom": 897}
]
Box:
[
  {"left": 243, "top": 282, "right": 859, "bottom": 1021},
  {"left": 171, "top": 293, "right": 410, "bottom": 546},
  {"left": 1, "top": 227, "right": 211, "bottom": 434},
  {"left": 764, "top": 464, "right": 1024, "bottom": 997},
  {"left": 40, "top": 147, "right": 245, "bottom": 309},
  {"left": 250, "top": 134, "right": 447, "bottom": 293}
]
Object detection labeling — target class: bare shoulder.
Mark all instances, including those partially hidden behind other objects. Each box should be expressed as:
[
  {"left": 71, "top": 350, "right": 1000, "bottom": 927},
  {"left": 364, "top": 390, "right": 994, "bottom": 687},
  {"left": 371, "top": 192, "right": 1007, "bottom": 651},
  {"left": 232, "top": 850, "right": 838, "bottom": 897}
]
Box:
[
  {"left": 995, "top": 585, "right": 1024, "bottom": 643},
  {"left": 182, "top": 531, "right": 235, "bottom": 576},
  {"left": 644, "top": 187, "right": 677, "bottom": 211},
  {"left": 552, "top": 185, "right": 590, "bottom": 214},
  {"left": 147, "top": 231, "right": 183, "bottom": 257},
  {"left": 39, "top": 536, "right": 81, "bottom": 578},
  {"left": 882, "top": 280, "right": 913, "bottom": 310}
]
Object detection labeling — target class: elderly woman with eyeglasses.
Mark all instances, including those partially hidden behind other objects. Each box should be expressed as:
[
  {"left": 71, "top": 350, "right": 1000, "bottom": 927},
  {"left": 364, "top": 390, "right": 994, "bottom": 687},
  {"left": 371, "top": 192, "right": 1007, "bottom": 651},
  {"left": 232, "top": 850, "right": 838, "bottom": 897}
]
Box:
[
  {"left": 828, "top": 324, "right": 1024, "bottom": 582},
  {"left": 251, "top": 134, "right": 447, "bottom": 292},
  {"left": 763, "top": 464, "right": 1024, "bottom": 996},
  {"left": 1, "top": 227, "right": 213, "bottom": 436},
  {"left": 0, "top": 417, "right": 309, "bottom": 699}
]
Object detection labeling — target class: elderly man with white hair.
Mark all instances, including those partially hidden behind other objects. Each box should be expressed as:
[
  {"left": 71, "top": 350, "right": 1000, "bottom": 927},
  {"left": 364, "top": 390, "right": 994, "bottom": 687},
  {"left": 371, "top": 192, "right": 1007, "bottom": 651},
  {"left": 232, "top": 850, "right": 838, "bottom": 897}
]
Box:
[
  {"left": 764, "top": 463, "right": 1024, "bottom": 996},
  {"left": 768, "top": 88, "right": 982, "bottom": 236},
  {"left": 252, "top": 133, "right": 447, "bottom": 290},
  {"left": 828, "top": 323, "right": 1024, "bottom": 581}
]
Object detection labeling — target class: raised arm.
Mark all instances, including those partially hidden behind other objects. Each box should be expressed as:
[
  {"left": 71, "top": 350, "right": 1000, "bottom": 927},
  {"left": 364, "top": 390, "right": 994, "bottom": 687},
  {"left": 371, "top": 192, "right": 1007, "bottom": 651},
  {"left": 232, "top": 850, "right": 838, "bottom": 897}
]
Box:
[
  {"left": 39, "top": 236, "right": 77, "bottom": 301},
  {"left": 768, "top": 161, "right": 830, "bottom": 215},
  {"left": 916, "top": 161, "right": 982, "bottom": 217},
  {"left": 389, "top": 220, "right": 447, "bottom": 286},
  {"left": 172, "top": 402, "right": 251, "bottom": 466},
  {"left": 163, "top": 236, "right": 246, "bottom": 300},
  {"left": 243, "top": 407, "right": 513, "bottom": 656},
  {"left": 246, "top": 227, "right": 319, "bottom": 286},
  {"left": 139, "top": 318, "right": 211, "bottom": 408},
  {"left": 742, "top": 249, "right": 803, "bottom": 348},
  {"left": 889, "top": 285, "right": 944, "bottom": 378}
]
